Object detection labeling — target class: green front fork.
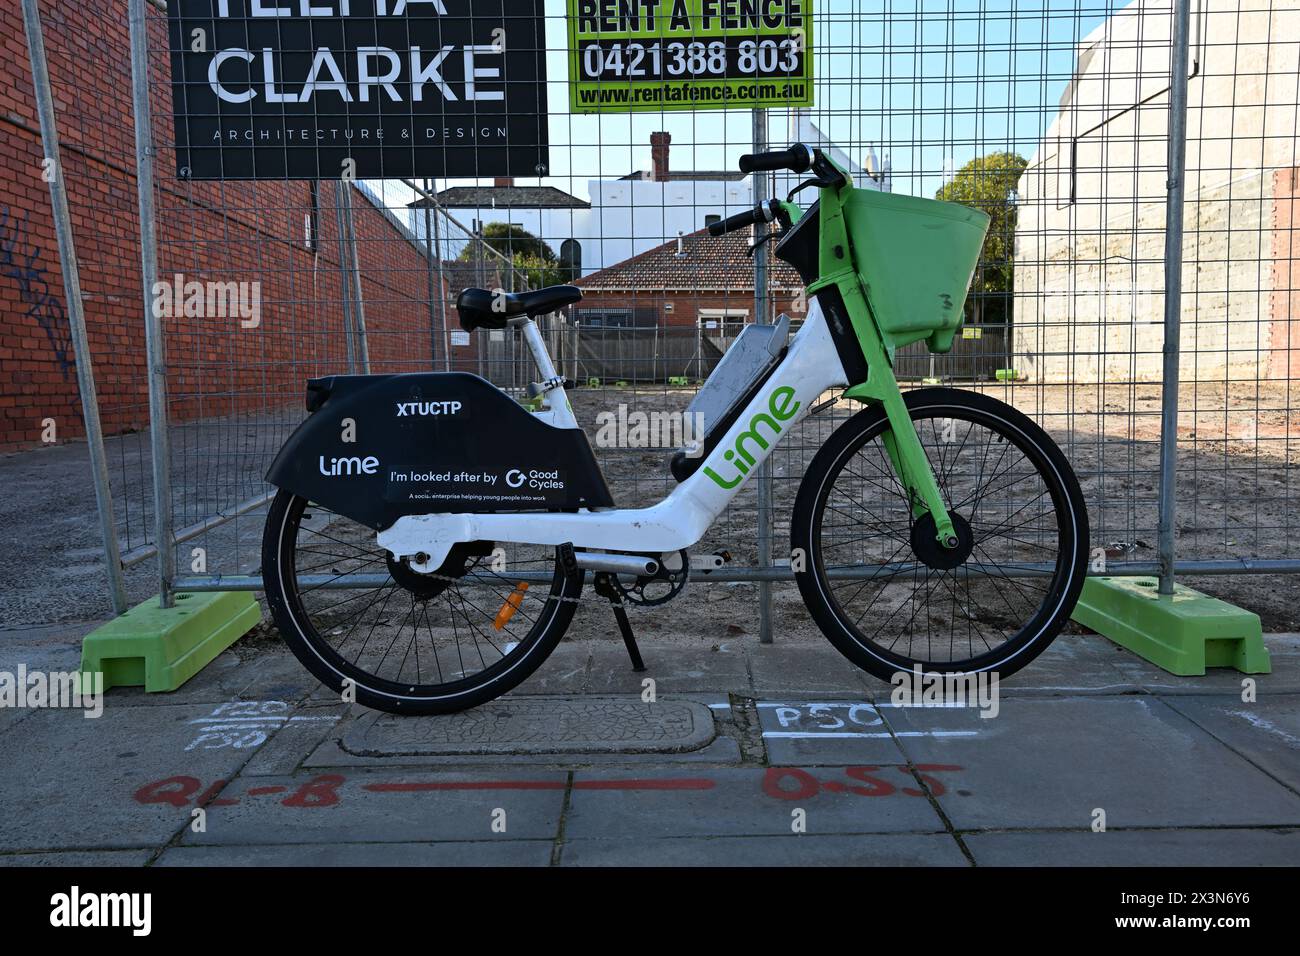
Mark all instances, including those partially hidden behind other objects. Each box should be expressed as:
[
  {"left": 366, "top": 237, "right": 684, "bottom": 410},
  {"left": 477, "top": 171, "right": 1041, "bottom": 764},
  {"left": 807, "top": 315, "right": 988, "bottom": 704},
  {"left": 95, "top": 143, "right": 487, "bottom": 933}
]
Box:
[{"left": 801, "top": 193, "right": 958, "bottom": 549}]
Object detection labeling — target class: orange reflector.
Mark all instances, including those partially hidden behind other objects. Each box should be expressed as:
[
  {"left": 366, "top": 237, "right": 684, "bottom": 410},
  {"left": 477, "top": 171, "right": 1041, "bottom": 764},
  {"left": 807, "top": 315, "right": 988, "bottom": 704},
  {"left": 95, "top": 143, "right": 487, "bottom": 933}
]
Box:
[{"left": 493, "top": 582, "right": 529, "bottom": 631}]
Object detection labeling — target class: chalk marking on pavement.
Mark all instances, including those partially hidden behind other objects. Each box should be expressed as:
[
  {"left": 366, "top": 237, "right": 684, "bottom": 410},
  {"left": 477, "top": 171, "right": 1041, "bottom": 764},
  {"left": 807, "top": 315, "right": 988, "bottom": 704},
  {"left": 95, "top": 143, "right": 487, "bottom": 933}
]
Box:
[
  {"left": 1229, "top": 709, "right": 1300, "bottom": 747},
  {"left": 762, "top": 730, "right": 979, "bottom": 739}
]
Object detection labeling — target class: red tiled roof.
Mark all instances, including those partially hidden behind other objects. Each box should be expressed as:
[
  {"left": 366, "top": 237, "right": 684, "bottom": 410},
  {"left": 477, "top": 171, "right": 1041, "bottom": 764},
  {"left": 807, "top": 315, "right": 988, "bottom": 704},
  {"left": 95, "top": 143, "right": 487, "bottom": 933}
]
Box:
[{"left": 575, "top": 227, "right": 802, "bottom": 293}]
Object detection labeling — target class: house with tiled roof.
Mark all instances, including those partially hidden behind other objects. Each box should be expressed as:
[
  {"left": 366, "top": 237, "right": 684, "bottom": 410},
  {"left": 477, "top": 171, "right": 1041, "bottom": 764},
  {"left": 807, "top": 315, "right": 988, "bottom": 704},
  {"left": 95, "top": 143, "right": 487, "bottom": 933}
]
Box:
[
  {"left": 409, "top": 118, "right": 884, "bottom": 279},
  {"left": 572, "top": 227, "right": 806, "bottom": 334}
]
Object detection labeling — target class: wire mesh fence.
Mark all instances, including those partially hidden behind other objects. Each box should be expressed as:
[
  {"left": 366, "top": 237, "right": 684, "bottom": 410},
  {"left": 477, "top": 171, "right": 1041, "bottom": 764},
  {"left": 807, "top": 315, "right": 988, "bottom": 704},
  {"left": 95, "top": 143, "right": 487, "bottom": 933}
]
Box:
[{"left": 11, "top": 0, "right": 1300, "bottom": 634}]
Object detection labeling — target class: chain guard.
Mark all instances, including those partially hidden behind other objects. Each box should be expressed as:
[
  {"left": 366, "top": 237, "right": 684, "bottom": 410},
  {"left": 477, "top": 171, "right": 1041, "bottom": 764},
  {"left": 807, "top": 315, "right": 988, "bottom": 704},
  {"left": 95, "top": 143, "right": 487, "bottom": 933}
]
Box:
[{"left": 386, "top": 540, "right": 495, "bottom": 601}]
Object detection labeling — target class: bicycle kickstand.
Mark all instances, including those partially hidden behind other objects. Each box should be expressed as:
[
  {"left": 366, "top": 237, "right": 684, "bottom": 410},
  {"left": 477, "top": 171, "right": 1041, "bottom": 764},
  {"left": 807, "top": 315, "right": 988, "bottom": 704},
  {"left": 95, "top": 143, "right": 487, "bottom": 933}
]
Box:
[{"left": 592, "top": 572, "right": 646, "bottom": 672}]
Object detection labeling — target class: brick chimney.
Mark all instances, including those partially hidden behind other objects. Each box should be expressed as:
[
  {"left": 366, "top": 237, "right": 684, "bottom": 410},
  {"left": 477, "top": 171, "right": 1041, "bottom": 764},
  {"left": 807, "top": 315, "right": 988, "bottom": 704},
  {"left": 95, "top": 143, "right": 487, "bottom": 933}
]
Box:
[
  {"left": 650, "top": 131, "right": 670, "bottom": 181},
  {"left": 493, "top": 176, "right": 515, "bottom": 187}
]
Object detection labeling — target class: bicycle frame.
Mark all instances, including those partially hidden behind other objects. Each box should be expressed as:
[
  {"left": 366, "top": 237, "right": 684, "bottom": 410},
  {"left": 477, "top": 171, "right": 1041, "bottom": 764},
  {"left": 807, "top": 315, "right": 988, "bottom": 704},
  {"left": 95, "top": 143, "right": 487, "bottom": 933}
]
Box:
[
  {"left": 378, "top": 163, "right": 960, "bottom": 572},
  {"left": 378, "top": 298, "right": 850, "bottom": 571}
]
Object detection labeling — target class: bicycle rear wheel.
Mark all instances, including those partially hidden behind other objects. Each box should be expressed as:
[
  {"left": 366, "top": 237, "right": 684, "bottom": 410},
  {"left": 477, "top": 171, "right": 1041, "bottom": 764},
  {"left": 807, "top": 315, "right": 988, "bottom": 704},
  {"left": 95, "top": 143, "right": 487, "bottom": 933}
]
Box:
[
  {"left": 792, "top": 387, "right": 1089, "bottom": 681},
  {"left": 261, "top": 490, "right": 582, "bottom": 714}
]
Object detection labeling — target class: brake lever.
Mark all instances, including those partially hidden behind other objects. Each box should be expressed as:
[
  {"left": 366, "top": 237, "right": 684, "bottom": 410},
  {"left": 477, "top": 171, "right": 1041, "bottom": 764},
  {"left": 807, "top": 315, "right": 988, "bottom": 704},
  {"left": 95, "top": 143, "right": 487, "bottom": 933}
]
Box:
[{"left": 747, "top": 231, "right": 782, "bottom": 257}]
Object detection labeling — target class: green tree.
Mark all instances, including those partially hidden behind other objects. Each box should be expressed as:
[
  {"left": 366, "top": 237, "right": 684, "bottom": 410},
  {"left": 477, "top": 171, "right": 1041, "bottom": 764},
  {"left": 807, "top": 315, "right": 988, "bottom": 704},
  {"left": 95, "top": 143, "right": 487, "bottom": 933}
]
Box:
[
  {"left": 935, "top": 151, "right": 1027, "bottom": 324},
  {"left": 459, "top": 222, "right": 563, "bottom": 290}
]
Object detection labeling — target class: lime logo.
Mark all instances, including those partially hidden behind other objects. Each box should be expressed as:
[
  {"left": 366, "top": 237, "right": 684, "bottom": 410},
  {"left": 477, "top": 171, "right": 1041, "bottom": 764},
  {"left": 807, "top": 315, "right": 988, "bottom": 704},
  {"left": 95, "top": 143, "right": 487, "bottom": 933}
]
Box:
[
  {"left": 506, "top": 469, "right": 526, "bottom": 488},
  {"left": 702, "top": 385, "right": 801, "bottom": 490}
]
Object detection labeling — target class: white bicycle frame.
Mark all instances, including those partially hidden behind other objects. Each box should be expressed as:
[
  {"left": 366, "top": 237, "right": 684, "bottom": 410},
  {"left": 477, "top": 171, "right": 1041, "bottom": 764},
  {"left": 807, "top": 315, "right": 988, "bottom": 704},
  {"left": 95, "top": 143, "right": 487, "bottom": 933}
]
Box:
[{"left": 377, "top": 299, "right": 849, "bottom": 572}]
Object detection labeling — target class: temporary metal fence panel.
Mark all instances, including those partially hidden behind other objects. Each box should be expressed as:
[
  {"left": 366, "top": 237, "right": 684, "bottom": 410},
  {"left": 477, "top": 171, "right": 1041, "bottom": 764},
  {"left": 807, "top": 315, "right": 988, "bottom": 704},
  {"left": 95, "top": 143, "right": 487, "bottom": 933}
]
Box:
[{"left": 14, "top": 0, "right": 1300, "bottom": 635}]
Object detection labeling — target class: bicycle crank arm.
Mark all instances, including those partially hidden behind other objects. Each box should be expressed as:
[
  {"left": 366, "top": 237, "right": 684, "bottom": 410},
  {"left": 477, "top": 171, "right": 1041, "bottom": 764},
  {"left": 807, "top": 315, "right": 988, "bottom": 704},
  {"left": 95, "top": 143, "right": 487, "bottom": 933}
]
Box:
[{"left": 574, "top": 552, "right": 660, "bottom": 576}]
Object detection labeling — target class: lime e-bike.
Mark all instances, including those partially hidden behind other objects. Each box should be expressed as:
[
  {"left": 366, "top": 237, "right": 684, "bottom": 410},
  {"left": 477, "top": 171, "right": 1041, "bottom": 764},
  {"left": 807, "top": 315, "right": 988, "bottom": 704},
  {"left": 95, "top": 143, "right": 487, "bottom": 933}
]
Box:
[{"left": 261, "top": 144, "right": 1089, "bottom": 714}]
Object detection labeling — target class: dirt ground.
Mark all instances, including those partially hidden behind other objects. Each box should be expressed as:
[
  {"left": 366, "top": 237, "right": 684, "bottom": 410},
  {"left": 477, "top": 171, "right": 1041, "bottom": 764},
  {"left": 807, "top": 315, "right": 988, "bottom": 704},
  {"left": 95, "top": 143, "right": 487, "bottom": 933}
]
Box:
[{"left": 560, "top": 378, "right": 1300, "bottom": 639}]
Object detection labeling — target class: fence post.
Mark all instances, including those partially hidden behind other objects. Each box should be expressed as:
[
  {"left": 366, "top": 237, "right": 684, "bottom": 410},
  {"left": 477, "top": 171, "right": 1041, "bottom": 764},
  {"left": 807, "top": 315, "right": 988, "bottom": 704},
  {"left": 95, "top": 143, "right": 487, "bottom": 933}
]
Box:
[
  {"left": 127, "top": 0, "right": 175, "bottom": 609},
  {"left": 1069, "top": 0, "right": 1270, "bottom": 677},
  {"left": 1156, "top": 0, "right": 1193, "bottom": 596},
  {"left": 21, "top": 0, "right": 128, "bottom": 615},
  {"left": 333, "top": 182, "right": 358, "bottom": 373},
  {"left": 752, "top": 108, "right": 774, "bottom": 644},
  {"left": 431, "top": 197, "right": 451, "bottom": 371},
  {"left": 340, "top": 184, "right": 371, "bottom": 373}
]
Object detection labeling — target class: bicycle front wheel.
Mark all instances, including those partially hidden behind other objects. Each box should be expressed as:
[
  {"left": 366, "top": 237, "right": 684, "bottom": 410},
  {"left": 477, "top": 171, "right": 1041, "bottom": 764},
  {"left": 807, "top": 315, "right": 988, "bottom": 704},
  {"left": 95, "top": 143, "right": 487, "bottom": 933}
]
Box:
[
  {"left": 261, "top": 490, "right": 582, "bottom": 714},
  {"left": 792, "top": 387, "right": 1089, "bottom": 681}
]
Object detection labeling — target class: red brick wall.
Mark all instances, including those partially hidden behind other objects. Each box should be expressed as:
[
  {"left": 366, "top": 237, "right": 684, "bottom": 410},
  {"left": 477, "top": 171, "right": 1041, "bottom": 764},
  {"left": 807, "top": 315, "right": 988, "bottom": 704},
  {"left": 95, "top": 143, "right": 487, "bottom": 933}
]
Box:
[
  {"left": 573, "top": 289, "right": 806, "bottom": 327},
  {"left": 0, "top": 1, "right": 456, "bottom": 452},
  {"left": 1271, "top": 167, "right": 1300, "bottom": 381}
]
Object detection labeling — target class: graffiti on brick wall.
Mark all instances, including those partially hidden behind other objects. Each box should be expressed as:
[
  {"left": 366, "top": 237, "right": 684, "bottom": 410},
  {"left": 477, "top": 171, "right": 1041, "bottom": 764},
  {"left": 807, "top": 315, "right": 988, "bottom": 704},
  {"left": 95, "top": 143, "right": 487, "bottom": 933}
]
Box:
[{"left": 0, "top": 205, "right": 74, "bottom": 380}]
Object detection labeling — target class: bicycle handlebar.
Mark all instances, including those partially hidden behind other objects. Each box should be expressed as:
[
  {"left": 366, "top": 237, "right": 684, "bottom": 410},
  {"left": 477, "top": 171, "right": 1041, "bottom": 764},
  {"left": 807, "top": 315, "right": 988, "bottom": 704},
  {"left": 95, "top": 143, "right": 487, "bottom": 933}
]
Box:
[
  {"left": 708, "top": 200, "right": 777, "bottom": 237},
  {"left": 738, "top": 143, "right": 814, "bottom": 174}
]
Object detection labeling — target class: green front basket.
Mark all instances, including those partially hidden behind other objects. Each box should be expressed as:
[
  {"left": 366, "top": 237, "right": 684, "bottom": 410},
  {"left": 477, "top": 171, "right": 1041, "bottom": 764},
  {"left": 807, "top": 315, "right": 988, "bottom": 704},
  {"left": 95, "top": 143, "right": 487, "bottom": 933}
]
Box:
[{"left": 843, "top": 189, "right": 991, "bottom": 353}]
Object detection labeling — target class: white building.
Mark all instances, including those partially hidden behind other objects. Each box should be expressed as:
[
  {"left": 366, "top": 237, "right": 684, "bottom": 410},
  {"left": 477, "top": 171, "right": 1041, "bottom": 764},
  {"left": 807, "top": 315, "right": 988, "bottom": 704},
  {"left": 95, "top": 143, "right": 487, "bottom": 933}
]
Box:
[
  {"left": 410, "top": 114, "right": 887, "bottom": 278},
  {"left": 1013, "top": 0, "right": 1300, "bottom": 383}
]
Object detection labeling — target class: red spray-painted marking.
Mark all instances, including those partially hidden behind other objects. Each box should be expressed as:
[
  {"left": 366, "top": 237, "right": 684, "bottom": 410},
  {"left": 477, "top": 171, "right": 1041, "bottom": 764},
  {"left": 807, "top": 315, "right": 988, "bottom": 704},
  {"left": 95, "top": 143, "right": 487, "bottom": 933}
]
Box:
[
  {"left": 134, "top": 766, "right": 962, "bottom": 809},
  {"left": 763, "top": 765, "right": 962, "bottom": 800},
  {"left": 573, "top": 778, "right": 715, "bottom": 791},
  {"left": 282, "top": 774, "right": 345, "bottom": 807},
  {"left": 364, "top": 780, "right": 567, "bottom": 793}
]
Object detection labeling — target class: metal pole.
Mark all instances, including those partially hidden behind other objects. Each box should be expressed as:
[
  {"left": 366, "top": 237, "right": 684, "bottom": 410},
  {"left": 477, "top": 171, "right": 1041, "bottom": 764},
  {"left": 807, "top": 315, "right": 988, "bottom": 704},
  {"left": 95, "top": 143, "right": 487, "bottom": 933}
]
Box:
[
  {"left": 431, "top": 199, "right": 451, "bottom": 371},
  {"left": 333, "top": 183, "right": 357, "bottom": 373},
  {"left": 752, "top": 108, "right": 774, "bottom": 644},
  {"left": 127, "top": 0, "right": 175, "bottom": 608},
  {"left": 21, "top": 0, "right": 129, "bottom": 615},
  {"left": 341, "top": 184, "right": 370, "bottom": 373},
  {"left": 1156, "top": 0, "right": 1193, "bottom": 596},
  {"left": 422, "top": 180, "right": 438, "bottom": 369}
]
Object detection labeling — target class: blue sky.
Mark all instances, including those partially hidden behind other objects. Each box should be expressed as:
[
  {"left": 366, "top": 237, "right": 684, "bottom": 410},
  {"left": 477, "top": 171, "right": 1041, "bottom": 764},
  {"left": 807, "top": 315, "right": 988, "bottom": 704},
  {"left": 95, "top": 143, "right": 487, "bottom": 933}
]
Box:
[{"left": 528, "top": 0, "right": 1118, "bottom": 199}]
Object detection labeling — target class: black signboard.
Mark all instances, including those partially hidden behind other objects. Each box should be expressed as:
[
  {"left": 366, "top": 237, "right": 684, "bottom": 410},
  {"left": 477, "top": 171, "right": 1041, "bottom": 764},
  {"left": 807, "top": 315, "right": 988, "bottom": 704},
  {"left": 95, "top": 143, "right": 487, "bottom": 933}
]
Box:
[{"left": 166, "top": 0, "right": 549, "bottom": 180}]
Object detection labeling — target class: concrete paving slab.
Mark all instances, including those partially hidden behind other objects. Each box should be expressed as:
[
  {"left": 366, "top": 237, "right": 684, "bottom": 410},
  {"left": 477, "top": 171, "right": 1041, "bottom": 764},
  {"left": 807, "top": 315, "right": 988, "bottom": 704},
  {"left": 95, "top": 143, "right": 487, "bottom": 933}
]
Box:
[
  {"left": 157, "top": 840, "right": 553, "bottom": 866},
  {"left": 559, "top": 833, "right": 969, "bottom": 866},
  {"left": 1160, "top": 694, "right": 1300, "bottom": 791},
  {"left": 223, "top": 647, "right": 325, "bottom": 703},
  {"left": 1109, "top": 633, "right": 1300, "bottom": 696},
  {"left": 0, "top": 626, "right": 94, "bottom": 736},
  {"left": 0, "top": 849, "right": 155, "bottom": 867},
  {"left": 238, "top": 703, "right": 348, "bottom": 777},
  {"left": 0, "top": 703, "right": 287, "bottom": 852},
  {"left": 964, "top": 828, "right": 1300, "bottom": 866},
  {"left": 995, "top": 633, "right": 1143, "bottom": 696},
  {"left": 340, "top": 696, "right": 716, "bottom": 757},
  {"left": 562, "top": 767, "right": 951, "bottom": 839},
  {"left": 0, "top": 625, "right": 86, "bottom": 673},
  {"left": 882, "top": 697, "right": 1300, "bottom": 830},
  {"left": 584, "top": 640, "right": 752, "bottom": 696},
  {"left": 511, "top": 642, "right": 591, "bottom": 695},
  {"left": 181, "top": 769, "right": 567, "bottom": 846},
  {"left": 757, "top": 700, "right": 908, "bottom": 765},
  {"left": 303, "top": 732, "right": 743, "bottom": 769},
  {"left": 748, "top": 643, "right": 876, "bottom": 698}
]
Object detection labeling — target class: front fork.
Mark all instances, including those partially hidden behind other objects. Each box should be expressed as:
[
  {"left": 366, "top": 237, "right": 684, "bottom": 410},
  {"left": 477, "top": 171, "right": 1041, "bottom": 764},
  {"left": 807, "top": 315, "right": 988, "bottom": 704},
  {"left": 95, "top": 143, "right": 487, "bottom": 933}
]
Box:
[{"left": 813, "top": 272, "right": 959, "bottom": 549}]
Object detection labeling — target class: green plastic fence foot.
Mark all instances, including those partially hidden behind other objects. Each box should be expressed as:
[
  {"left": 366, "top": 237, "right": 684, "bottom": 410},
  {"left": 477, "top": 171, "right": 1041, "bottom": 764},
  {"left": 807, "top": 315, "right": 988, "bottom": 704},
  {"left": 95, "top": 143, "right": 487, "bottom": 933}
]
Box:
[
  {"left": 1071, "top": 576, "right": 1271, "bottom": 676},
  {"left": 81, "top": 591, "right": 262, "bottom": 693}
]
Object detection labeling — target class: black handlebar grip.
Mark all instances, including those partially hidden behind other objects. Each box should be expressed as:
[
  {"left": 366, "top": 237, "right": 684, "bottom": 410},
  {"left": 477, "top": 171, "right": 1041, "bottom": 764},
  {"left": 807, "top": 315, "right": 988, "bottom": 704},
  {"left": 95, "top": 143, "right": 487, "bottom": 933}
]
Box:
[
  {"left": 738, "top": 144, "right": 813, "bottom": 174},
  {"left": 708, "top": 206, "right": 762, "bottom": 236}
]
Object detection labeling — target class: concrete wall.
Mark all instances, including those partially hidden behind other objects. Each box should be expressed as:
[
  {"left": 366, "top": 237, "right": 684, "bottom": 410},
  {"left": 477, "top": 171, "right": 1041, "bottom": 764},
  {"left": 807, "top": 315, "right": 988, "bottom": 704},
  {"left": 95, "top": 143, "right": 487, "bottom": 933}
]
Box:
[{"left": 1013, "top": 0, "right": 1300, "bottom": 383}]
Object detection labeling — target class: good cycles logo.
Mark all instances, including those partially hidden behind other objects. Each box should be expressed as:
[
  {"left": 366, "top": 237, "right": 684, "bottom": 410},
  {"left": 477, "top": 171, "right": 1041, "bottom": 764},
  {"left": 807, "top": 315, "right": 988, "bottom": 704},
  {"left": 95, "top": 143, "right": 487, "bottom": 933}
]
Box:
[{"left": 506, "top": 469, "right": 564, "bottom": 490}]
